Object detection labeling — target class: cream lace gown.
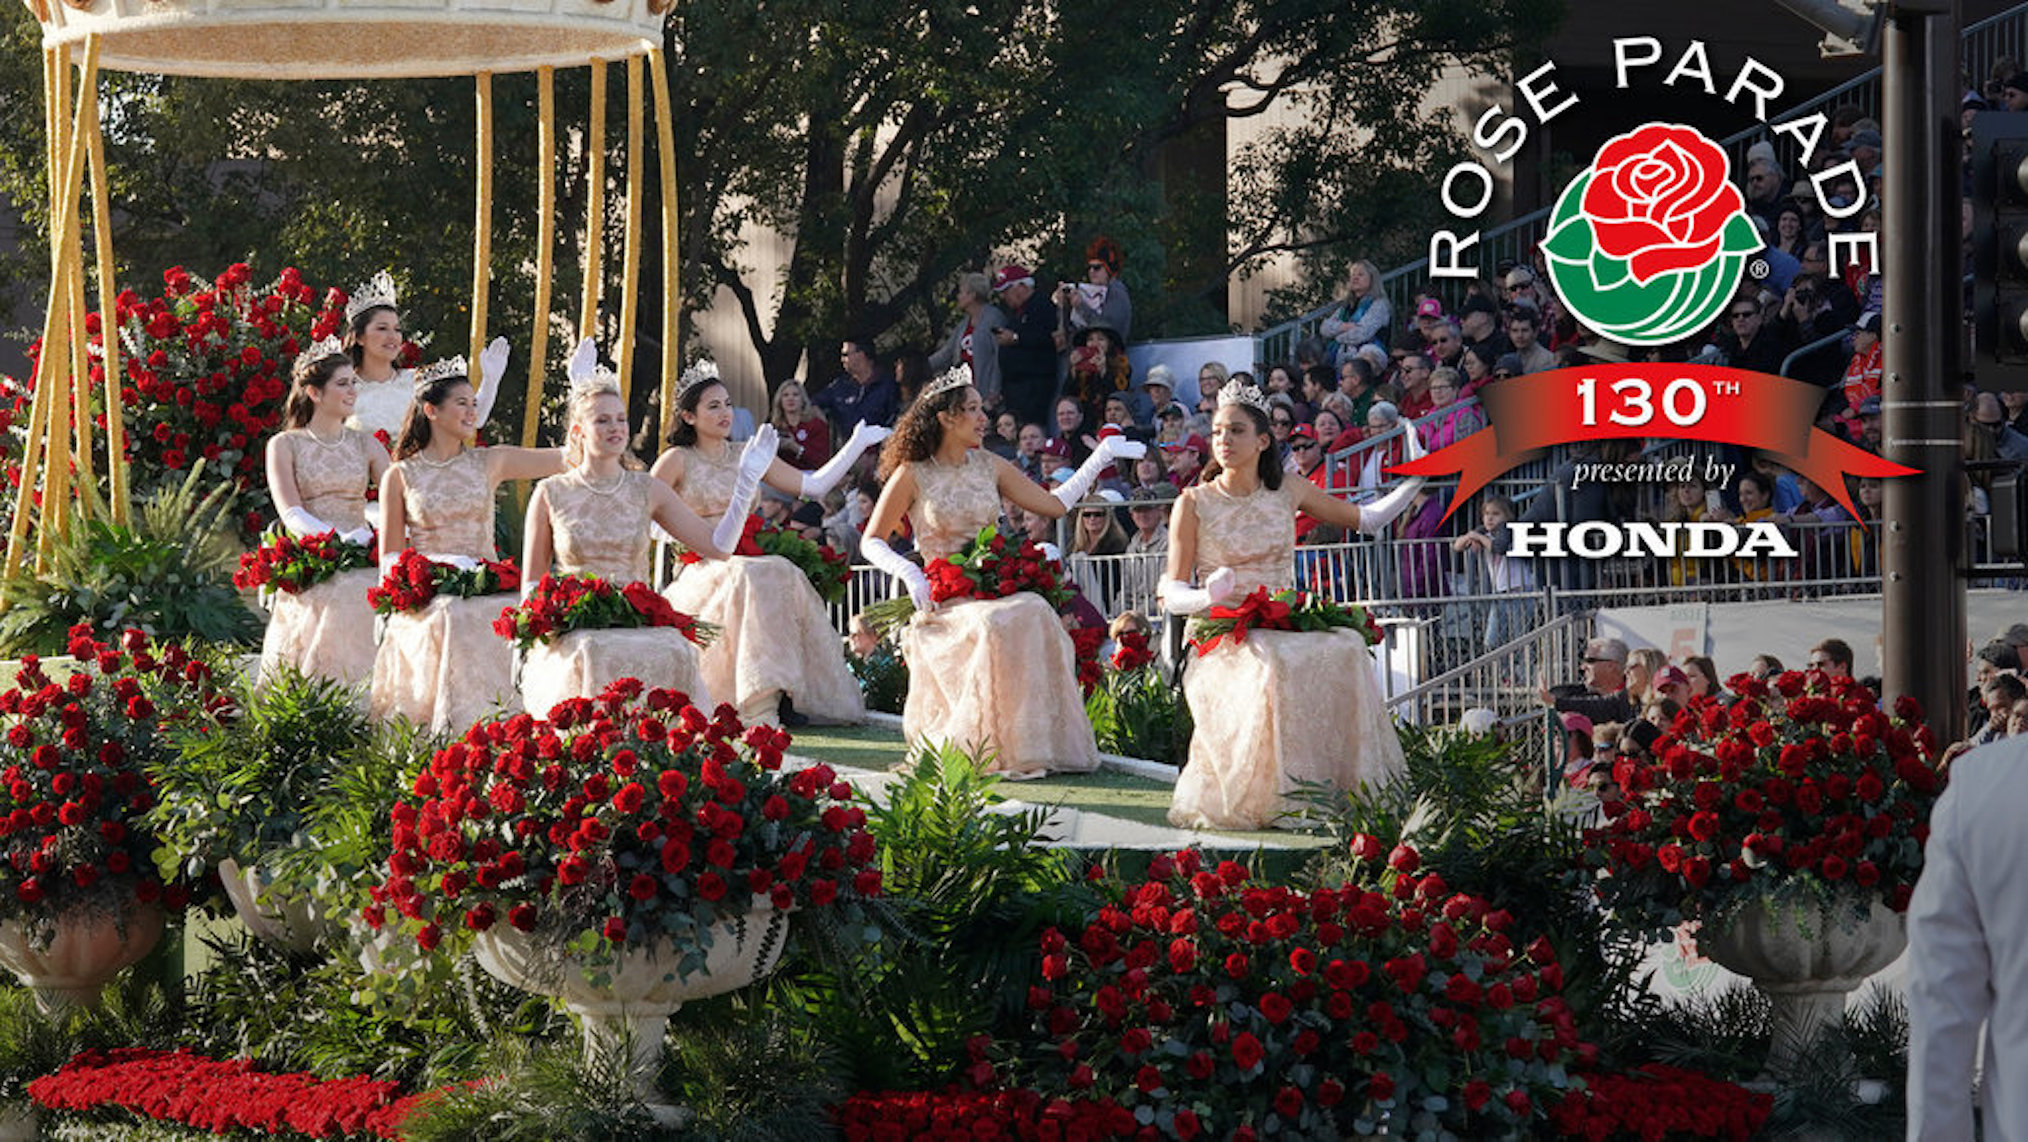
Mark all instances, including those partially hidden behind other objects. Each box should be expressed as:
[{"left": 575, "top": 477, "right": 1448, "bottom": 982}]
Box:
[
  {"left": 369, "top": 449, "right": 519, "bottom": 734},
  {"left": 661, "top": 445, "right": 865, "bottom": 727},
  {"left": 1167, "top": 479, "right": 1404, "bottom": 831},
  {"left": 257, "top": 430, "right": 379, "bottom": 689},
  {"left": 520, "top": 470, "right": 712, "bottom": 720},
  {"left": 898, "top": 450, "right": 1096, "bottom": 776}
]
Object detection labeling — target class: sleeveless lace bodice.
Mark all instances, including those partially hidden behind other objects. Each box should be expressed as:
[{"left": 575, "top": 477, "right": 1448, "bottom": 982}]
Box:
[
  {"left": 909, "top": 450, "right": 1002, "bottom": 562},
  {"left": 540, "top": 469, "right": 655, "bottom": 582},
  {"left": 1188, "top": 479, "right": 1297, "bottom": 595},
  {"left": 281, "top": 429, "right": 370, "bottom": 532},
  {"left": 397, "top": 448, "right": 494, "bottom": 558},
  {"left": 669, "top": 444, "right": 741, "bottom": 524},
  {"left": 347, "top": 369, "right": 415, "bottom": 440}
]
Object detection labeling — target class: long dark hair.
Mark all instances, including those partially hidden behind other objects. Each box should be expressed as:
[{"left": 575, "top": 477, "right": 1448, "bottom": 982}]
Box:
[
  {"left": 1197, "top": 402, "right": 1283, "bottom": 491},
  {"left": 285, "top": 351, "right": 351, "bottom": 429},
  {"left": 394, "top": 372, "right": 470, "bottom": 460},
  {"left": 879, "top": 383, "right": 972, "bottom": 480},
  {"left": 343, "top": 305, "right": 398, "bottom": 370},
  {"left": 663, "top": 378, "right": 728, "bottom": 448}
]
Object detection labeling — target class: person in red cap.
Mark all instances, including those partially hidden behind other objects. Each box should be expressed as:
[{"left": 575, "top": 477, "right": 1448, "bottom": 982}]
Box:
[
  {"left": 989, "top": 264, "right": 1059, "bottom": 432},
  {"left": 1163, "top": 432, "right": 1207, "bottom": 490}
]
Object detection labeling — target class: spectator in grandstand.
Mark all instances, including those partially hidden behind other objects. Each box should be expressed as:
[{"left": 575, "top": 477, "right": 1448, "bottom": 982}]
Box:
[
  {"left": 1743, "top": 155, "right": 1788, "bottom": 231},
  {"left": 1749, "top": 653, "right": 1785, "bottom": 679},
  {"left": 1135, "top": 365, "right": 1176, "bottom": 427},
  {"left": 1521, "top": 439, "right": 1639, "bottom": 596},
  {"left": 1506, "top": 305, "right": 1556, "bottom": 376},
  {"left": 770, "top": 379, "right": 832, "bottom": 472},
  {"left": 1359, "top": 403, "right": 1408, "bottom": 492},
  {"left": 1458, "top": 343, "right": 1499, "bottom": 399},
  {"left": 985, "top": 411, "right": 1021, "bottom": 461},
  {"left": 1060, "top": 235, "right": 1132, "bottom": 346},
  {"left": 1047, "top": 396, "right": 1099, "bottom": 469},
  {"left": 990, "top": 264, "right": 1060, "bottom": 431},
  {"left": 1420, "top": 368, "right": 1485, "bottom": 451},
  {"left": 1319, "top": 259, "right": 1393, "bottom": 365},
  {"left": 1427, "top": 320, "right": 1466, "bottom": 371},
  {"left": 1505, "top": 265, "right": 1546, "bottom": 315},
  {"left": 1716, "top": 295, "right": 1793, "bottom": 375},
  {"left": 1772, "top": 201, "right": 1811, "bottom": 259},
  {"left": 1776, "top": 274, "right": 1850, "bottom": 388},
  {"left": 1971, "top": 392, "right": 2028, "bottom": 462},
  {"left": 1452, "top": 493, "right": 1533, "bottom": 650},
  {"left": 1546, "top": 637, "right": 1636, "bottom": 727},
  {"left": 1456, "top": 294, "right": 1508, "bottom": 360},
  {"left": 1652, "top": 664, "right": 1693, "bottom": 708},
  {"left": 1977, "top": 673, "right": 2028, "bottom": 746},
  {"left": 1101, "top": 393, "right": 1136, "bottom": 433},
  {"left": 1122, "top": 484, "right": 1172, "bottom": 615},
  {"left": 1164, "top": 433, "right": 1206, "bottom": 490},
  {"left": 1014, "top": 422, "right": 1050, "bottom": 483},
  {"left": 1156, "top": 401, "right": 1190, "bottom": 446},
  {"left": 1840, "top": 312, "right": 1883, "bottom": 414},
  {"left": 1681, "top": 654, "right": 1721, "bottom": 701},
  {"left": 1411, "top": 296, "right": 1448, "bottom": 347},
  {"left": 815, "top": 337, "right": 902, "bottom": 434},
  {"left": 1808, "top": 638, "right": 1855, "bottom": 678},
  {"left": 1300, "top": 364, "right": 1337, "bottom": 415},
  {"left": 928, "top": 271, "right": 1006, "bottom": 410},
  {"left": 1393, "top": 352, "right": 1436, "bottom": 418},
  {"left": 1996, "top": 623, "right": 2028, "bottom": 671},
  {"left": 1624, "top": 647, "right": 1667, "bottom": 710},
  {"left": 2011, "top": 697, "right": 2028, "bottom": 738}
]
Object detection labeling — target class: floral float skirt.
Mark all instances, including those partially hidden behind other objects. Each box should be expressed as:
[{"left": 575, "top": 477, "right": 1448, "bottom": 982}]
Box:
[
  {"left": 1169, "top": 628, "right": 1404, "bottom": 831},
  {"left": 257, "top": 568, "right": 379, "bottom": 691},
  {"left": 520, "top": 627, "right": 710, "bottom": 723},
  {"left": 664, "top": 554, "right": 864, "bottom": 728},
  {"left": 370, "top": 595, "right": 519, "bottom": 735},
  {"left": 900, "top": 591, "right": 1097, "bottom": 778}
]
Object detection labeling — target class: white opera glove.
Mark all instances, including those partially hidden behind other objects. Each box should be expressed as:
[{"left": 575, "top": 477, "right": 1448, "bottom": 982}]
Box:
[
  {"left": 711, "top": 425, "right": 778, "bottom": 554},
  {"left": 800, "top": 422, "right": 892, "bottom": 499},
  {"left": 1158, "top": 567, "right": 1235, "bottom": 616},
  {"left": 1052, "top": 437, "right": 1148, "bottom": 511},
  {"left": 474, "top": 337, "right": 509, "bottom": 427},
  {"left": 279, "top": 505, "right": 332, "bottom": 537},
  {"left": 1356, "top": 426, "right": 1427, "bottom": 536},
  {"left": 340, "top": 527, "right": 375, "bottom": 547},
  {"left": 426, "top": 553, "right": 481, "bottom": 571},
  {"left": 861, "top": 535, "right": 932, "bottom": 611},
  {"left": 378, "top": 550, "right": 404, "bottom": 577}
]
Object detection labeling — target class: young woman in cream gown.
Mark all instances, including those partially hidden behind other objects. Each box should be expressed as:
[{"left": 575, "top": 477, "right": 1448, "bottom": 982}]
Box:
[
  {"left": 256, "top": 339, "right": 388, "bottom": 688},
  {"left": 1158, "top": 383, "right": 1420, "bottom": 830},
  {"left": 858, "top": 367, "right": 1144, "bottom": 778},
  {"left": 369, "top": 360, "right": 562, "bottom": 735},
  {"left": 518, "top": 349, "right": 761, "bottom": 718},
  {"left": 649, "top": 363, "right": 885, "bottom": 727}
]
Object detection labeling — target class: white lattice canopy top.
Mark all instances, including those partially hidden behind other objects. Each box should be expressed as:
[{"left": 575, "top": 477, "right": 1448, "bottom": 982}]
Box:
[{"left": 25, "top": 0, "right": 666, "bottom": 78}]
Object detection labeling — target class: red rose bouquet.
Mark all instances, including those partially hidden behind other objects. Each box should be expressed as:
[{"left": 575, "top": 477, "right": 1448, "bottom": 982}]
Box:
[
  {"left": 232, "top": 527, "right": 375, "bottom": 596},
  {"left": 677, "top": 515, "right": 851, "bottom": 605},
  {"left": 1109, "top": 629, "right": 1156, "bottom": 673},
  {"left": 1187, "top": 587, "right": 1383, "bottom": 656},
  {"left": 0, "top": 625, "right": 214, "bottom": 931},
  {"left": 492, "top": 573, "right": 714, "bottom": 653},
  {"left": 1012, "top": 844, "right": 1591, "bottom": 1137},
  {"left": 1579, "top": 671, "right": 1943, "bottom": 938},
  {"left": 366, "top": 683, "right": 882, "bottom": 961},
  {"left": 863, "top": 525, "right": 1072, "bottom": 637},
  {"left": 366, "top": 551, "right": 520, "bottom": 616}
]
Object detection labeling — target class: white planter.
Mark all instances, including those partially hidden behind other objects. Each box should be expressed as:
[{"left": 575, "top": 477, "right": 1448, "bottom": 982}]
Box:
[
  {"left": 219, "top": 858, "right": 336, "bottom": 954},
  {"left": 474, "top": 909, "right": 789, "bottom": 1125},
  {"left": 1702, "top": 894, "right": 1907, "bottom": 1073},
  {"left": 0, "top": 904, "right": 164, "bottom": 1016}
]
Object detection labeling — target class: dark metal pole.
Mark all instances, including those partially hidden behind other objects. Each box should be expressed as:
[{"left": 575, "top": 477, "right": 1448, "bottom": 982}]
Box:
[{"left": 1880, "top": 0, "right": 1966, "bottom": 742}]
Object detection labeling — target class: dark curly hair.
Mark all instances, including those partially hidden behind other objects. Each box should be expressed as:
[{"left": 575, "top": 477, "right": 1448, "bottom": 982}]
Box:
[
  {"left": 394, "top": 372, "right": 470, "bottom": 461},
  {"left": 878, "top": 382, "right": 973, "bottom": 480},
  {"left": 1197, "top": 402, "right": 1282, "bottom": 491},
  {"left": 342, "top": 305, "right": 399, "bottom": 371},
  {"left": 663, "top": 375, "right": 729, "bottom": 448}
]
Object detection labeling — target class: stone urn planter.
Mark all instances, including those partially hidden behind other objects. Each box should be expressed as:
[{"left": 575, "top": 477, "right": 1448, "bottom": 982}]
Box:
[
  {"left": 474, "top": 908, "right": 790, "bottom": 1126},
  {"left": 0, "top": 904, "right": 166, "bottom": 1015},
  {"left": 219, "top": 858, "right": 336, "bottom": 954},
  {"left": 0, "top": 1102, "right": 38, "bottom": 1141},
  {"left": 1701, "top": 894, "right": 1907, "bottom": 1072}
]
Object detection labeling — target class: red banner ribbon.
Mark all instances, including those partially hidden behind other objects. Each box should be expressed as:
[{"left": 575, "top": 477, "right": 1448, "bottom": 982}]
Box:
[{"left": 1388, "top": 365, "right": 1918, "bottom": 523}]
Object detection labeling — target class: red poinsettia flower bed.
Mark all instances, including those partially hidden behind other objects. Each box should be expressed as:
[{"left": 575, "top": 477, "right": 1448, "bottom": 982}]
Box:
[
  {"left": 367, "top": 550, "right": 520, "bottom": 615},
  {"left": 233, "top": 528, "right": 376, "bottom": 595},
  {"left": 28, "top": 1047, "right": 439, "bottom": 1139},
  {"left": 1187, "top": 587, "right": 1382, "bottom": 656},
  {"left": 492, "top": 573, "right": 711, "bottom": 653},
  {"left": 1581, "top": 670, "right": 1943, "bottom": 938}
]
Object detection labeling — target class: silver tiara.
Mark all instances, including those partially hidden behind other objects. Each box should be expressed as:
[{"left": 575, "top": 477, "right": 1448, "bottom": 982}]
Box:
[
  {"left": 344, "top": 271, "right": 398, "bottom": 324},
  {"left": 414, "top": 356, "right": 467, "bottom": 392},
  {"left": 922, "top": 363, "right": 971, "bottom": 402},
  {"left": 290, "top": 335, "right": 346, "bottom": 383},
  {"left": 566, "top": 336, "right": 619, "bottom": 398},
  {"left": 676, "top": 359, "right": 720, "bottom": 400},
  {"left": 1217, "top": 382, "right": 1271, "bottom": 414}
]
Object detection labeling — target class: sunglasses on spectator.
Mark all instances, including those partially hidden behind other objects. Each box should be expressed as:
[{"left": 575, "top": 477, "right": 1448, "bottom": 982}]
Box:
[
  {"left": 1492, "top": 369, "right": 1514, "bottom": 379},
  {"left": 1271, "top": 416, "right": 1292, "bottom": 427},
  {"left": 1730, "top": 309, "right": 1758, "bottom": 321},
  {"left": 1087, "top": 262, "right": 1107, "bottom": 271},
  {"left": 1291, "top": 441, "right": 1317, "bottom": 452},
  {"left": 1582, "top": 655, "right": 1614, "bottom": 664}
]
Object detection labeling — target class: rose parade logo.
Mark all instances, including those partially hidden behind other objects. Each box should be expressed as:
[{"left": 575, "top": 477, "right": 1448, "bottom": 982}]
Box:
[{"left": 1541, "top": 124, "right": 1765, "bottom": 345}]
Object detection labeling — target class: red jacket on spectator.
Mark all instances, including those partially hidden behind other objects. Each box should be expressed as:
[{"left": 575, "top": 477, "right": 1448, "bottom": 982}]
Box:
[{"left": 1840, "top": 341, "right": 1881, "bottom": 412}]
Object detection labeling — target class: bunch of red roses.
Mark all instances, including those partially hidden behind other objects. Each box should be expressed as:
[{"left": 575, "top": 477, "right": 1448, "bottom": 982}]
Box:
[
  {"left": 1012, "top": 841, "right": 1591, "bottom": 1139},
  {"left": 367, "top": 681, "right": 881, "bottom": 958},
  {"left": 232, "top": 527, "right": 375, "bottom": 596},
  {"left": 367, "top": 550, "right": 520, "bottom": 616},
  {"left": 1108, "top": 629, "right": 1155, "bottom": 674},
  {"left": 1580, "top": 671, "right": 1943, "bottom": 938},
  {"left": 926, "top": 525, "right": 1072, "bottom": 610},
  {"left": 679, "top": 514, "right": 853, "bottom": 605},
  {"left": 0, "top": 625, "right": 214, "bottom": 926},
  {"left": 492, "top": 573, "right": 711, "bottom": 653},
  {"left": 1187, "top": 587, "right": 1382, "bottom": 657},
  {"left": 28, "top": 1048, "right": 435, "bottom": 1139},
  {"left": 1069, "top": 626, "right": 1106, "bottom": 697},
  {"left": 1545, "top": 1063, "right": 1771, "bottom": 1141}
]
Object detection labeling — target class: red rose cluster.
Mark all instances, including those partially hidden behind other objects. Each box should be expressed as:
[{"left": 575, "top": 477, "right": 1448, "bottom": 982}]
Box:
[
  {"left": 1069, "top": 626, "right": 1106, "bottom": 698},
  {"left": 1191, "top": 587, "right": 1382, "bottom": 657},
  {"left": 677, "top": 514, "right": 854, "bottom": 606},
  {"left": 492, "top": 573, "right": 707, "bottom": 653},
  {"left": 1015, "top": 844, "right": 1590, "bottom": 1136},
  {"left": 28, "top": 1047, "right": 436, "bottom": 1139},
  {"left": 1546, "top": 1063, "right": 1771, "bottom": 1141},
  {"left": 367, "top": 550, "right": 520, "bottom": 616},
  {"left": 1582, "top": 670, "right": 1943, "bottom": 937},
  {"left": 1108, "top": 630, "right": 1155, "bottom": 674},
  {"left": 232, "top": 528, "right": 375, "bottom": 595},
  {"left": 367, "top": 681, "right": 881, "bottom": 953},
  {"left": 924, "top": 526, "right": 1072, "bottom": 610},
  {"left": 833, "top": 1087, "right": 1138, "bottom": 1142},
  {"left": 0, "top": 625, "right": 215, "bottom": 922}
]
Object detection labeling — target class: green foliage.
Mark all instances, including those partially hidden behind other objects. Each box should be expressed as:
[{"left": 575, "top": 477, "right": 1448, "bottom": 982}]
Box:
[
  {"left": 1084, "top": 665, "right": 1189, "bottom": 765},
  {"left": 145, "top": 665, "right": 374, "bottom": 881},
  {"left": 846, "top": 645, "right": 906, "bottom": 716},
  {"left": 0, "top": 464, "right": 257, "bottom": 655}
]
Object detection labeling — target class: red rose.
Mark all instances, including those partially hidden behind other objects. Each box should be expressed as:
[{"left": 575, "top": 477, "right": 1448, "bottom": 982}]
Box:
[{"left": 1230, "top": 1031, "right": 1264, "bottom": 1070}]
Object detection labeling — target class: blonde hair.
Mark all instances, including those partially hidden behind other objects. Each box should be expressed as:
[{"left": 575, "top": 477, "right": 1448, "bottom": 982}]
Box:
[
  {"left": 770, "top": 380, "right": 812, "bottom": 433},
  {"left": 564, "top": 381, "right": 645, "bottom": 471}
]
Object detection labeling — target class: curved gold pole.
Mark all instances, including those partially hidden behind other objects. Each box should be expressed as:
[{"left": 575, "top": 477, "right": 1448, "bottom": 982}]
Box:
[
  {"left": 85, "top": 66, "right": 127, "bottom": 527},
  {"left": 469, "top": 72, "right": 494, "bottom": 382},
  {"left": 522, "top": 66, "right": 557, "bottom": 450},
  {"left": 617, "top": 53, "right": 644, "bottom": 405},
  {"left": 648, "top": 48, "right": 679, "bottom": 439},
  {"left": 578, "top": 59, "right": 607, "bottom": 343}
]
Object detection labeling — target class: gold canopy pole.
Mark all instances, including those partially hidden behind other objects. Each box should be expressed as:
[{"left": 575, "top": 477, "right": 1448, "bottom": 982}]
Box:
[
  {"left": 648, "top": 47, "right": 679, "bottom": 439},
  {"left": 578, "top": 59, "right": 606, "bottom": 342},
  {"left": 523, "top": 66, "right": 557, "bottom": 449},
  {"left": 616, "top": 53, "right": 644, "bottom": 405},
  {"left": 468, "top": 72, "right": 494, "bottom": 381},
  {"left": 85, "top": 68, "right": 127, "bottom": 526}
]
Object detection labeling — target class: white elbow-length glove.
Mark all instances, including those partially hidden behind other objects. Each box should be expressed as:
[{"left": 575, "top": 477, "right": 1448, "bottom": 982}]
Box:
[
  {"left": 1052, "top": 437, "right": 1148, "bottom": 511},
  {"left": 340, "top": 527, "right": 375, "bottom": 547},
  {"left": 711, "top": 425, "right": 779, "bottom": 554},
  {"left": 279, "top": 505, "right": 332, "bottom": 537},
  {"left": 474, "top": 337, "right": 510, "bottom": 428},
  {"left": 1158, "top": 567, "right": 1235, "bottom": 616},
  {"left": 1356, "top": 424, "right": 1428, "bottom": 536},
  {"left": 861, "top": 535, "right": 932, "bottom": 611},
  {"left": 801, "top": 421, "right": 892, "bottom": 499}
]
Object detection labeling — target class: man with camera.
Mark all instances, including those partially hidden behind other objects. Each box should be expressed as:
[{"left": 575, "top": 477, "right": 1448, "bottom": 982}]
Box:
[{"left": 1775, "top": 273, "right": 1849, "bottom": 388}]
